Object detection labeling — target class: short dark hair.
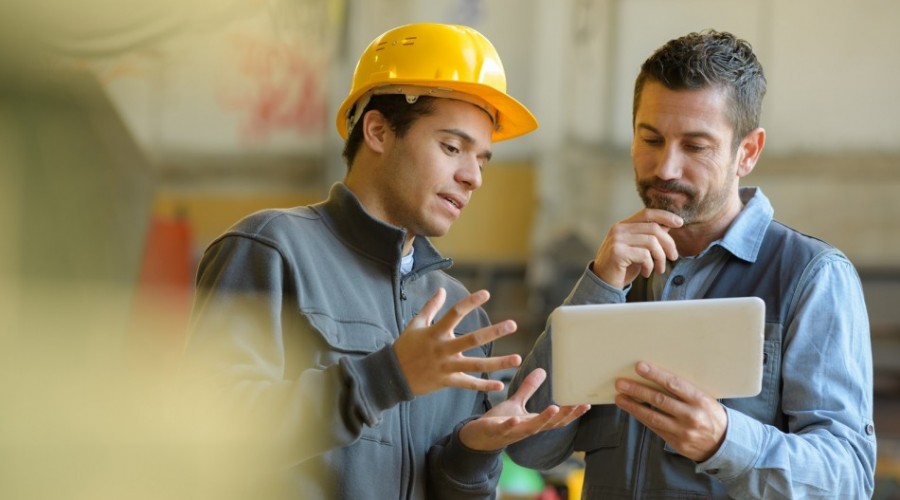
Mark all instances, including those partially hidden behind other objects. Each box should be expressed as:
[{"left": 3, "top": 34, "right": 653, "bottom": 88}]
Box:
[
  {"left": 341, "top": 94, "right": 437, "bottom": 168},
  {"left": 633, "top": 30, "right": 766, "bottom": 151}
]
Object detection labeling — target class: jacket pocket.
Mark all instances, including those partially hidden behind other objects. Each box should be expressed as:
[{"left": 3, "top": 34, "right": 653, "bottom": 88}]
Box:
[
  {"left": 304, "top": 310, "right": 395, "bottom": 358},
  {"left": 573, "top": 404, "right": 624, "bottom": 453},
  {"left": 302, "top": 310, "right": 399, "bottom": 445}
]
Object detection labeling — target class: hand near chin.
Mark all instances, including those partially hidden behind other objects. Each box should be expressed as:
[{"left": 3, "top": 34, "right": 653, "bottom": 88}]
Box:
[{"left": 591, "top": 208, "right": 684, "bottom": 288}]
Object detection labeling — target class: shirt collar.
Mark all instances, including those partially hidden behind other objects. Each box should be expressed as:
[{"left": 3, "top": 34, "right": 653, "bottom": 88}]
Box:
[
  {"left": 712, "top": 186, "right": 774, "bottom": 263},
  {"left": 400, "top": 247, "right": 415, "bottom": 275}
]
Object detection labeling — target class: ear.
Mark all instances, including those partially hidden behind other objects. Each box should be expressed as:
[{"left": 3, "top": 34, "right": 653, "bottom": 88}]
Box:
[
  {"left": 735, "top": 127, "right": 766, "bottom": 178},
  {"left": 362, "top": 109, "right": 390, "bottom": 154}
]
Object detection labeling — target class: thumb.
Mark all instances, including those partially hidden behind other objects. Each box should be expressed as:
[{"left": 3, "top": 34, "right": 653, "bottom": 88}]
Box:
[{"left": 509, "top": 368, "right": 547, "bottom": 405}]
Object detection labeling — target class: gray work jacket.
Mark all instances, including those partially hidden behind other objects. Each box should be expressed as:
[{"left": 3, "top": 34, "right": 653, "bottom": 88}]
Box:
[{"left": 182, "top": 183, "right": 502, "bottom": 499}]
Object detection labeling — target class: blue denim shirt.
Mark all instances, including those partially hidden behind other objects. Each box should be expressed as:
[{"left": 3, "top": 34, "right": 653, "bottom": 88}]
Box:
[{"left": 507, "top": 187, "right": 877, "bottom": 498}]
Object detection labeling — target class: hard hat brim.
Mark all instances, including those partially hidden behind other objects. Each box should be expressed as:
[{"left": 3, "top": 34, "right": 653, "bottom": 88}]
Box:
[{"left": 336, "top": 80, "right": 538, "bottom": 142}]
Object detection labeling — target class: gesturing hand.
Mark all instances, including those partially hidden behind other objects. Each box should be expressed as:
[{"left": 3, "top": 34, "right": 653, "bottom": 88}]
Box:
[
  {"left": 459, "top": 368, "right": 591, "bottom": 452},
  {"left": 393, "top": 288, "right": 522, "bottom": 396},
  {"left": 614, "top": 361, "right": 727, "bottom": 462},
  {"left": 591, "top": 208, "right": 683, "bottom": 289}
]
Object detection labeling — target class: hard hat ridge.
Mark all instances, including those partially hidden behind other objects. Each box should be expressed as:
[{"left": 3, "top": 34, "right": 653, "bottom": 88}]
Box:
[{"left": 336, "top": 23, "right": 538, "bottom": 142}]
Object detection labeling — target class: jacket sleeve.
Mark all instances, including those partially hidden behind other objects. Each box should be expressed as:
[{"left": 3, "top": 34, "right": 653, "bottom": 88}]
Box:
[
  {"left": 697, "top": 252, "right": 877, "bottom": 498},
  {"left": 505, "top": 265, "right": 627, "bottom": 470},
  {"left": 426, "top": 416, "right": 503, "bottom": 499},
  {"left": 178, "top": 234, "right": 414, "bottom": 469}
]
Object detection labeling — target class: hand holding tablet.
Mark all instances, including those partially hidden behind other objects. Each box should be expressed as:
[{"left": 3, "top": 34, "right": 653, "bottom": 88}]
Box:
[{"left": 550, "top": 297, "right": 765, "bottom": 406}]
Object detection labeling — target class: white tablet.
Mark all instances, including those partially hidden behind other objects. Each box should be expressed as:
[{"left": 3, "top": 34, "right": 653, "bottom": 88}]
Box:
[{"left": 550, "top": 297, "right": 765, "bottom": 406}]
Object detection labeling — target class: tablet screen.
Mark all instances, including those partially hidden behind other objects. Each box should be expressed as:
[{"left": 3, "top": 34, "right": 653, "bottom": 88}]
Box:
[{"left": 550, "top": 297, "right": 765, "bottom": 405}]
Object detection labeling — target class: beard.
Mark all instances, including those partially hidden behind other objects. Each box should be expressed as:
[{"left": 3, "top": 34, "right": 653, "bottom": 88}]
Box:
[{"left": 636, "top": 178, "right": 702, "bottom": 223}]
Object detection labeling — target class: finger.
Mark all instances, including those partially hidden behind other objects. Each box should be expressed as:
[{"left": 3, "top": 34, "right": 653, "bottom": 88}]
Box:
[
  {"left": 445, "top": 353, "right": 522, "bottom": 375},
  {"left": 647, "top": 235, "right": 672, "bottom": 274},
  {"left": 604, "top": 238, "right": 655, "bottom": 274},
  {"left": 506, "top": 368, "right": 547, "bottom": 405},
  {"left": 556, "top": 404, "right": 591, "bottom": 426},
  {"left": 515, "top": 401, "right": 590, "bottom": 435},
  {"left": 445, "top": 372, "right": 506, "bottom": 392},
  {"left": 410, "top": 287, "right": 447, "bottom": 329},
  {"left": 529, "top": 405, "right": 562, "bottom": 430},
  {"left": 634, "top": 361, "right": 703, "bottom": 403},
  {"left": 498, "top": 405, "right": 560, "bottom": 437},
  {"left": 615, "top": 377, "right": 676, "bottom": 415},
  {"left": 640, "top": 222, "right": 680, "bottom": 263},
  {"left": 433, "top": 290, "right": 491, "bottom": 332},
  {"left": 615, "top": 372, "right": 691, "bottom": 422},
  {"left": 614, "top": 392, "right": 677, "bottom": 436},
  {"left": 607, "top": 229, "right": 665, "bottom": 271},
  {"left": 446, "top": 319, "right": 517, "bottom": 354},
  {"left": 494, "top": 403, "right": 587, "bottom": 445},
  {"left": 627, "top": 210, "right": 681, "bottom": 263},
  {"left": 534, "top": 404, "right": 588, "bottom": 432},
  {"left": 655, "top": 230, "right": 680, "bottom": 262},
  {"left": 640, "top": 247, "right": 656, "bottom": 278},
  {"left": 634, "top": 208, "right": 684, "bottom": 229},
  {"left": 620, "top": 232, "right": 671, "bottom": 276}
]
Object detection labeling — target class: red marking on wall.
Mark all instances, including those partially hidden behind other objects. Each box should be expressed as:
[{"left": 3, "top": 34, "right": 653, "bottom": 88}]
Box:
[{"left": 219, "top": 33, "right": 328, "bottom": 142}]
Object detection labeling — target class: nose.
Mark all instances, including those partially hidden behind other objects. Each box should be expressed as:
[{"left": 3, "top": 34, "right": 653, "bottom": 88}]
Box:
[
  {"left": 455, "top": 156, "right": 483, "bottom": 190},
  {"left": 654, "top": 145, "right": 683, "bottom": 180}
]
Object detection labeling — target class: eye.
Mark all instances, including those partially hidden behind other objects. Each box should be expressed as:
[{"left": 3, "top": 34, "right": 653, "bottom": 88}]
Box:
[
  {"left": 442, "top": 143, "right": 460, "bottom": 155},
  {"left": 684, "top": 143, "right": 709, "bottom": 153},
  {"left": 640, "top": 135, "right": 663, "bottom": 146}
]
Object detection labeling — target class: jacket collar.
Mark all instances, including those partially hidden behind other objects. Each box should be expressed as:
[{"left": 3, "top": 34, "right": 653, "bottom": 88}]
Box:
[{"left": 314, "top": 183, "right": 450, "bottom": 273}]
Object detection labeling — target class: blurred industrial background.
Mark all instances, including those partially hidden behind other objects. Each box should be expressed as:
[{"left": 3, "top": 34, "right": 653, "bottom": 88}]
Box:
[{"left": 2, "top": 0, "right": 899, "bottom": 498}]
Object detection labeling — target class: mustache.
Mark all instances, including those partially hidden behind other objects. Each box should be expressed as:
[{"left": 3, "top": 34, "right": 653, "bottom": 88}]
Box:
[{"left": 638, "top": 178, "right": 697, "bottom": 198}]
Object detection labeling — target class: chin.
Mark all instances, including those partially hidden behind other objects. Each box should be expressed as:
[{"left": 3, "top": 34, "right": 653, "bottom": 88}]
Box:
[
  {"left": 643, "top": 196, "right": 676, "bottom": 213},
  {"left": 430, "top": 226, "right": 452, "bottom": 238},
  {"left": 417, "top": 222, "right": 452, "bottom": 239}
]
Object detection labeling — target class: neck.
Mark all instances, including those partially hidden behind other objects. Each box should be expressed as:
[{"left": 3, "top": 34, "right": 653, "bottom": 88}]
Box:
[
  {"left": 672, "top": 195, "right": 744, "bottom": 257},
  {"left": 672, "top": 226, "right": 719, "bottom": 257},
  {"left": 345, "top": 178, "right": 415, "bottom": 256},
  {"left": 402, "top": 236, "right": 415, "bottom": 257},
  {"left": 345, "top": 167, "right": 396, "bottom": 226}
]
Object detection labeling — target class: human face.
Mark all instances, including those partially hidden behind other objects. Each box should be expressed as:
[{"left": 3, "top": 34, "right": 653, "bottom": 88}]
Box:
[
  {"left": 373, "top": 98, "right": 493, "bottom": 239},
  {"left": 631, "top": 81, "right": 742, "bottom": 226}
]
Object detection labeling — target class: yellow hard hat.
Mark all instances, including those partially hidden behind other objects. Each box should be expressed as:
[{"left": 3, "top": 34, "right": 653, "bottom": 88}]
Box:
[{"left": 336, "top": 23, "right": 538, "bottom": 142}]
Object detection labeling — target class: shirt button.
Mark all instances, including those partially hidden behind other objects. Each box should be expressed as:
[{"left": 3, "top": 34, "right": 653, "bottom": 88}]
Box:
[
  {"left": 706, "top": 468, "right": 720, "bottom": 475},
  {"left": 672, "top": 275, "right": 686, "bottom": 286},
  {"left": 866, "top": 424, "right": 875, "bottom": 435}
]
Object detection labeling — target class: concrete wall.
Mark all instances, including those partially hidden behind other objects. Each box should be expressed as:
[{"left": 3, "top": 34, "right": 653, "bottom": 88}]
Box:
[
  {"left": 522, "top": 0, "right": 900, "bottom": 273},
  {"left": 63, "top": 0, "right": 898, "bottom": 271}
]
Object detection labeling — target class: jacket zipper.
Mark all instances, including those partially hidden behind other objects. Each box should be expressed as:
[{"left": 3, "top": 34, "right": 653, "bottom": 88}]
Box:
[
  {"left": 396, "top": 258, "right": 451, "bottom": 498},
  {"left": 396, "top": 271, "right": 415, "bottom": 498},
  {"left": 633, "top": 422, "right": 650, "bottom": 499}
]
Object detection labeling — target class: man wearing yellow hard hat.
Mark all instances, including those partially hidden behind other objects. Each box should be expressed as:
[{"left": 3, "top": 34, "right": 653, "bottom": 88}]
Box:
[{"left": 181, "top": 23, "right": 589, "bottom": 499}]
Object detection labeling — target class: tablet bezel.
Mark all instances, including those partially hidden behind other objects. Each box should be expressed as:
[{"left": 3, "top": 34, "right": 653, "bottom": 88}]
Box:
[{"left": 549, "top": 296, "right": 765, "bottom": 406}]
